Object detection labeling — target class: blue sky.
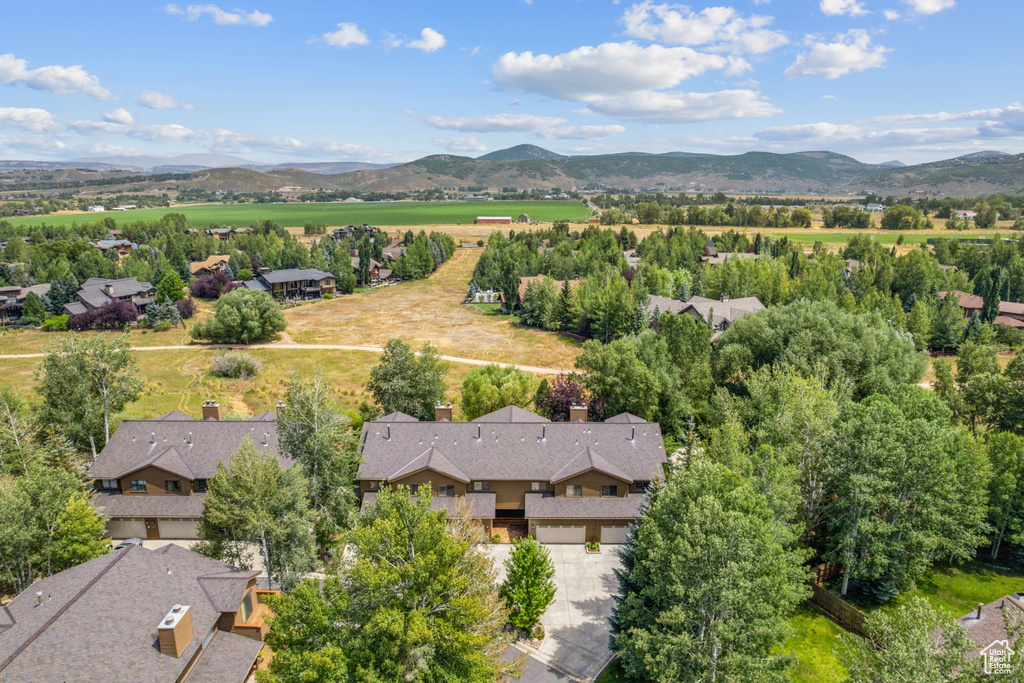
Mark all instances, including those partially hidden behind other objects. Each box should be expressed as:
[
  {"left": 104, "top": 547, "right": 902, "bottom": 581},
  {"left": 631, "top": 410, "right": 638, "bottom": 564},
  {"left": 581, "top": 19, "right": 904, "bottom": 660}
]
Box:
[{"left": 1, "top": 0, "right": 1021, "bottom": 165}]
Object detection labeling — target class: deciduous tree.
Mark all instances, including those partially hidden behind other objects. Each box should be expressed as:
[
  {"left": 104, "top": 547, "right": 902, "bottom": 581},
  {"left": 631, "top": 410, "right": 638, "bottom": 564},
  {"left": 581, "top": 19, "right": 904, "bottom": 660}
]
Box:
[
  {"left": 364, "top": 338, "right": 448, "bottom": 421},
  {"left": 460, "top": 364, "right": 535, "bottom": 420},
  {"left": 190, "top": 288, "right": 286, "bottom": 344}
]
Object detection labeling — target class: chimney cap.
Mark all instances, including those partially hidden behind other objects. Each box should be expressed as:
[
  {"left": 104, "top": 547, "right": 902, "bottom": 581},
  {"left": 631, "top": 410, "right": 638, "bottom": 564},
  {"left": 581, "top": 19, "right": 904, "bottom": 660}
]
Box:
[{"left": 158, "top": 604, "right": 190, "bottom": 630}]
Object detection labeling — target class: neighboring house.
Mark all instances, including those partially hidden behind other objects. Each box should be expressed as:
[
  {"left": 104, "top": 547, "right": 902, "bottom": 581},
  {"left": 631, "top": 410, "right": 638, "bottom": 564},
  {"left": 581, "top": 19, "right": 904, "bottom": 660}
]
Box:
[
  {"left": 956, "top": 210, "right": 978, "bottom": 221},
  {"left": 206, "top": 227, "right": 250, "bottom": 240},
  {"left": 381, "top": 239, "right": 407, "bottom": 261},
  {"left": 62, "top": 277, "right": 155, "bottom": 317},
  {"left": 647, "top": 294, "right": 765, "bottom": 341},
  {"left": 503, "top": 274, "right": 580, "bottom": 310},
  {"left": 865, "top": 203, "right": 886, "bottom": 212},
  {"left": 699, "top": 239, "right": 759, "bottom": 266},
  {"left": 357, "top": 405, "right": 667, "bottom": 544},
  {"left": 476, "top": 216, "right": 513, "bottom": 224},
  {"left": 939, "top": 290, "right": 985, "bottom": 317},
  {"left": 87, "top": 204, "right": 105, "bottom": 212},
  {"left": 190, "top": 255, "right": 231, "bottom": 278},
  {"left": 0, "top": 543, "right": 276, "bottom": 683},
  {"left": 949, "top": 595, "right": 1024, "bottom": 661},
  {"left": 331, "top": 224, "right": 378, "bottom": 241},
  {"left": 0, "top": 283, "right": 50, "bottom": 322},
  {"left": 93, "top": 239, "right": 137, "bottom": 258},
  {"left": 243, "top": 268, "right": 337, "bottom": 300},
  {"left": 465, "top": 194, "right": 493, "bottom": 201},
  {"left": 996, "top": 301, "right": 1024, "bottom": 329},
  {"left": 349, "top": 256, "right": 383, "bottom": 283},
  {"left": 89, "top": 403, "right": 292, "bottom": 540}
]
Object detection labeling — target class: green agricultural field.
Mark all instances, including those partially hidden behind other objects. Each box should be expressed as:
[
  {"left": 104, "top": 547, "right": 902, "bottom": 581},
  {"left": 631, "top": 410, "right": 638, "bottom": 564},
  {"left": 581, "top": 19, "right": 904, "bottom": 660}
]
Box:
[
  {"left": 2, "top": 200, "right": 590, "bottom": 229},
  {"left": 765, "top": 231, "right": 1014, "bottom": 245}
]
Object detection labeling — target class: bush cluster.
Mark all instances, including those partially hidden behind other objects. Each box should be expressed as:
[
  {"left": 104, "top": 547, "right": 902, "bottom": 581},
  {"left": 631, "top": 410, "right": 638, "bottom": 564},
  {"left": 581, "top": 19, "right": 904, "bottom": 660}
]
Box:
[
  {"left": 210, "top": 351, "right": 262, "bottom": 379},
  {"left": 67, "top": 299, "right": 137, "bottom": 330}
]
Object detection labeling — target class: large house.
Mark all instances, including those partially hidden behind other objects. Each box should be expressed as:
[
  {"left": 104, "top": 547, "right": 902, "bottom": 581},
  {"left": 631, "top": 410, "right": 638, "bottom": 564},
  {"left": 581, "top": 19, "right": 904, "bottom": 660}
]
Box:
[
  {"left": 939, "top": 290, "right": 985, "bottom": 317},
  {"left": 62, "top": 277, "right": 155, "bottom": 317},
  {"left": 243, "top": 268, "right": 336, "bottom": 300},
  {"left": 997, "top": 302, "right": 1024, "bottom": 329},
  {"left": 331, "top": 224, "right": 378, "bottom": 241},
  {"left": 647, "top": 294, "right": 764, "bottom": 341},
  {"left": 92, "top": 239, "right": 137, "bottom": 258},
  {"left": 190, "top": 255, "right": 231, "bottom": 278},
  {"left": 0, "top": 543, "right": 275, "bottom": 683},
  {"left": 89, "top": 403, "right": 291, "bottom": 540},
  {"left": 0, "top": 283, "right": 50, "bottom": 323},
  {"left": 206, "top": 227, "right": 251, "bottom": 240},
  {"left": 357, "top": 405, "right": 667, "bottom": 544},
  {"left": 700, "top": 240, "right": 759, "bottom": 266}
]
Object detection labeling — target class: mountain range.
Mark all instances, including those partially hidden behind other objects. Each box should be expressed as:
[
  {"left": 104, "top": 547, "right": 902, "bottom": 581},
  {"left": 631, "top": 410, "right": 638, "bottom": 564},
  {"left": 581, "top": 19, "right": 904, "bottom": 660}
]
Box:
[{"left": 2, "top": 146, "right": 1022, "bottom": 196}]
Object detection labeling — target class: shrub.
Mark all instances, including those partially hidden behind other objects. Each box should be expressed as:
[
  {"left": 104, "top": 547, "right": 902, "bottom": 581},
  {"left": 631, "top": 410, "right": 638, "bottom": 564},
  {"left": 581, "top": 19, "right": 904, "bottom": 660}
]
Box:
[
  {"left": 67, "top": 299, "right": 137, "bottom": 330},
  {"left": 190, "top": 272, "right": 236, "bottom": 299},
  {"left": 146, "top": 301, "right": 182, "bottom": 327},
  {"left": 175, "top": 298, "right": 196, "bottom": 319},
  {"left": 190, "top": 288, "right": 286, "bottom": 344},
  {"left": 322, "top": 292, "right": 333, "bottom": 300},
  {"left": 492, "top": 533, "right": 501, "bottom": 544},
  {"left": 41, "top": 314, "right": 68, "bottom": 331},
  {"left": 153, "top": 321, "right": 173, "bottom": 332},
  {"left": 210, "top": 351, "right": 262, "bottom": 379}
]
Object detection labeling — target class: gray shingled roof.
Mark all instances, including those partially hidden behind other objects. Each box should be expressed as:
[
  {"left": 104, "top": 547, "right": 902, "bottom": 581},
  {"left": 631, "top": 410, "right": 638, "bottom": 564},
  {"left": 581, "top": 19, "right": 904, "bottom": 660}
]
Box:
[
  {"left": 361, "top": 491, "right": 497, "bottom": 519},
  {"left": 89, "top": 420, "right": 290, "bottom": 480},
  {"left": 390, "top": 447, "right": 471, "bottom": 484},
  {"left": 473, "top": 405, "right": 550, "bottom": 423},
  {"left": 62, "top": 301, "right": 88, "bottom": 316},
  {"left": 0, "top": 544, "right": 259, "bottom": 683},
  {"left": 604, "top": 412, "right": 647, "bottom": 424},
  {"left": 525, "top": 492, "right": 647, "bottom": 519},
  {"left": 550, "top": 447, "right": 633, "bottom": 484},
  {"left": 93, "top": 491, "right": 206, "bottom": 518},
  {"left": 358, "top": 407, "right": 666, "bottom": 483},
  {"left": 155, "top": 410, "right": 196, "bottom": 421},
  {"left": 379, "top": 411, "right": 419, "bottom": 422},
  {"left": 646, "top": 295, "right": 764, "bottom": 329},
  {"left": 243, "top": 278, "right": 270, "bottom": 291},
  {"left": 185, "top": 630, "right": 264, "bottom": 683},
  {"left": 257, "top": 268, "right": 334, "bottom": 284}
]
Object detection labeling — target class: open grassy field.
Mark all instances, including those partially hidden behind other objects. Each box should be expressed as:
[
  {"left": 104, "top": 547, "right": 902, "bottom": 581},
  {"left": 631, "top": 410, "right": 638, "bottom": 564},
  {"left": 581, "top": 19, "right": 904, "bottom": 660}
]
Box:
[
  {"left": 3, "top": 200, "right": 590, "bottom": 229},
  {"left": 283, "top": 247, "right": 581, "bottom": 371}
]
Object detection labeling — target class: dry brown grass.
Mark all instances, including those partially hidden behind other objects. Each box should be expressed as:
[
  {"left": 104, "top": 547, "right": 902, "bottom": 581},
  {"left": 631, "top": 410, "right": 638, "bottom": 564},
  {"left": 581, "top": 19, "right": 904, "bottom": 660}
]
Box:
[{"left": 283, "top": 248, "right": 581, "bottom": 369}]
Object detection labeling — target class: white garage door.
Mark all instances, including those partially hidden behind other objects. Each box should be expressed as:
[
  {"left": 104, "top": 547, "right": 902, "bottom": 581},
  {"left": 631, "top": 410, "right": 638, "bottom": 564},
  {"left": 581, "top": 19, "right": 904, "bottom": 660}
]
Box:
[
  {"left": 600, "top": 525, "right": 628, "bottom": 544},
  {"left": 107, "top": 518, "right": 146, "bottom": 539},
  {"left": 536, "top": 524, "right": 586, "bottom": 544},
  {"left": 158, "top": 519, "right": 200, "bottom": 540}
]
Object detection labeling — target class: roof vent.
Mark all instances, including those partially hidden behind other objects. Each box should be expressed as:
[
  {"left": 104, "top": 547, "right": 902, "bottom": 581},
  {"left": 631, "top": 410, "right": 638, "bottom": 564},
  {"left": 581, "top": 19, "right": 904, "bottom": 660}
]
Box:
[{"left": 36, "top": 591, "right": 43, "bottom": 607}]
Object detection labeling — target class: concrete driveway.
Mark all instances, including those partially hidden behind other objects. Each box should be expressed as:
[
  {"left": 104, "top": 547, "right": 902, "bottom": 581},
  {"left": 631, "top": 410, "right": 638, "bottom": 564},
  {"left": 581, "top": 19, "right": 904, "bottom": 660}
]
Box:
[{"left": 488, "top": 543, "right": 620, "bottom": 681}]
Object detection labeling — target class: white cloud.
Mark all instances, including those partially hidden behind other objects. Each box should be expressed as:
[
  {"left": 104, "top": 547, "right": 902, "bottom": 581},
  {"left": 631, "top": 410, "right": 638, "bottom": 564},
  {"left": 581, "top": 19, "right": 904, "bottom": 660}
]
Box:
[
  {"left": 318, "top": 22, "right": 369, "bottom": 49},
  {"left": 406, "top": 28, "right": 447, "bottom": 53},
  {"left": 871, "top": 102, "right": 1024, "bottom": 138},
  {"left": 493, "top": 42, "right": 734, "bottom": 100},
  {"left": 164, "top": 4, "right": 272, "bottom": 26},
  {"left": 0, "top": 53, "right": 113, "bottom": 100},
  {"left": 579, "top": 89, "right": 780, "bottom": 123},
  {"left": 823, "top": 94, "right": 840, "bottom": 101},
  {"left": 620, "top": 3, "right": 788, "bottom": 55},
  {"left": 138, "top": 90, "right": 194, "bottom": 110},
  {"left": 903, "top": 0, "right": 954, "bottom": 15},
  {"left": 433, "top": 136, "right": 487, "bottom": 153},
  {"left": 102, "top": 108, "right": 134, "bottom": 124},
  {"left": 0, "top": 107, "right": 60, "bottom": 133},
  {"left": 536, "top": 125, "right": 626, "bottom": 140},
  {"left": 884, "top": 9, "right": 902, "bottom": 19},
  {"left": 0, "top": 135, "right": 67, "bottom": 154},
  {"left": 784, "top": 30, "right": 891, "bottom": 80},
  {"left": 755, "top": 121, "right": 978, "bottom": 147},
  {"left": 424, "top": 113, "right": 568, "bottom": 133},
  {"left": 820, "top": 0, "right": 868, "bottom": 17}
]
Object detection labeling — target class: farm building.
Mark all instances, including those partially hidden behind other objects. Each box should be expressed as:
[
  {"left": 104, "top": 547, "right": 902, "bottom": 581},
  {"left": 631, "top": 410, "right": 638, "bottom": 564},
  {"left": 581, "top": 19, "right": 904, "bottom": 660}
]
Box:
[
  {"left": 517, "top": 214, "right": 530, "bottom": 223},
  {"left": 476, "top": 216, "right": 513, "bottom": 225}
]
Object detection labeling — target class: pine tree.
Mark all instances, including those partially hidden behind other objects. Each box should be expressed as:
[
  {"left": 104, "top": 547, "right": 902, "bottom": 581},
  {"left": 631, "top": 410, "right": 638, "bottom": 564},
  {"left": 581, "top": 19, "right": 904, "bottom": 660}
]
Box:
[
  {"left": 500, "top": 538, "right": 557, "bottom": 630},
  {"left": 223, "top": 262, "right": 235, "bottom": 280},
  {"left": 21, "top": 291, "right": 46, "bottom": 325},
  {"left": 630, "top": 302, "right": 647, "bottom": 334},
  {"left": 676, "top": 278, "right": 691, "bottom": 302}
]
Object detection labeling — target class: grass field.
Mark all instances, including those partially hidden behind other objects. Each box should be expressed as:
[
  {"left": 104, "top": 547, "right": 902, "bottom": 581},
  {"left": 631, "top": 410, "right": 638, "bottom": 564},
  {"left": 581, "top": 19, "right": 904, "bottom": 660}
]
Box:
[{"left": 3, "top": 200, "right": 590, "bottom": 229}]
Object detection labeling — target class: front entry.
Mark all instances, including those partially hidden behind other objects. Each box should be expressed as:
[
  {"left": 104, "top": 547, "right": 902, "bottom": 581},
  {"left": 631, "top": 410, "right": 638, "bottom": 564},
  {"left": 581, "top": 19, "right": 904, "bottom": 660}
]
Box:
[{"left": 144, "top": 518, "right": 160, "bottom": 540}]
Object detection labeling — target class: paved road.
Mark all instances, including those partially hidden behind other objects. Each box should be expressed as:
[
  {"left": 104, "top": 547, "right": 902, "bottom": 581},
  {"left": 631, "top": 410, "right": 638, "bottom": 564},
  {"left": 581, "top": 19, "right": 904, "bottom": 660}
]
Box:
[{"left": 0, "top": 342, "right": 573, "bottom": 375}]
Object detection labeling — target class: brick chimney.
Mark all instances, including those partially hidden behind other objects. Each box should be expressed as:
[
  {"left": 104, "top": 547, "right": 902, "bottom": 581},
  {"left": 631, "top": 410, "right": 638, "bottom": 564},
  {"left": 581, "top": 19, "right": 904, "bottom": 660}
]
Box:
[
  {"left": 157, "top": 604, "right": 193, "bottom": 658},
  {"left": 569, "top": 404, "right": 588, "bottom": 423},
  {"left": 202, "top": 400, "right": 221, "bottom": 421},
  {"left": 104, "top": 283, "right": 114, "bottom": 296},
  {"left": 435, "top": 402, "right": 453, "bottom": 422}
]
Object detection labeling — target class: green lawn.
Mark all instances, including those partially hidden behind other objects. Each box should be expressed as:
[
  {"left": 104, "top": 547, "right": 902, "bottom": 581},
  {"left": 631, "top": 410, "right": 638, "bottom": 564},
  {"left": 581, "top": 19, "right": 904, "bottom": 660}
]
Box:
[
  {"left": 785, "top": 607, "right": 850, "bottom": 683},
  {"left": 596, "top": 660, "right": 628, "bottom": 682},
  {"left": 2, "top": 200, "right": 590, "bottom": 229},
  {"left": 875, "top": 563, "right": 1024, "bottom": 620}
]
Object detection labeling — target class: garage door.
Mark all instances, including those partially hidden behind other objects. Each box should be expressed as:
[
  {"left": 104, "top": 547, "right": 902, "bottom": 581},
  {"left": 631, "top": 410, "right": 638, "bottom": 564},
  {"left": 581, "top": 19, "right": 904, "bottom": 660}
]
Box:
[
  {"left": 158, "top": 519, "right": 200, "bottom": 540},
  {"left": 536, "top": 524, "right": 586, "bottom": 544},
  {"left": 600, "top": 525, "right": 628, "bottom": 544},
  {"left": 107, "top": 518, "right": 146, "bottom": 539}
]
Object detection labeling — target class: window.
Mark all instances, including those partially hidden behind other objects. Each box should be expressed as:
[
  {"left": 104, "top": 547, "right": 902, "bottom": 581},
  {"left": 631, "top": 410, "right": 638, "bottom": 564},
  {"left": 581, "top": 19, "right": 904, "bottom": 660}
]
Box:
[
  {"left": 632, "top": 481, "right": 650, "bottom": 494},
  {"left": 438, "top": 484, "right": 455, "bottom": 497},
  {"left": 238, "top": 591, "right": 254, "bottom": 624},
  {"left": 408, "top": 484, "right": 420, "bottom": 495},
  {"left": 601, "top": 485, "right": 618, "bottom": 497},
  {"left": 531, "top": 482, "right": 548, "bottom": 491},
  {"left": 195, "top": 479, "right": 208, "bottom": 492},
  {"left": 474, "top": 481, "right": 490, "bottom": 492},
  {"left": 130, "top": 480, "right": 146, "bottom": 492},
  {"left": 368, "top": 481, "right": 380, "bottom": 492},
  {"left": 566, "top": 485, "right": 582, "bottom": 497},
  {"left": 165, "top": 480, "right": 181, "bottom": 492},
  {"left": 100, "top": 479, "right": 118, "bottom": 490}
]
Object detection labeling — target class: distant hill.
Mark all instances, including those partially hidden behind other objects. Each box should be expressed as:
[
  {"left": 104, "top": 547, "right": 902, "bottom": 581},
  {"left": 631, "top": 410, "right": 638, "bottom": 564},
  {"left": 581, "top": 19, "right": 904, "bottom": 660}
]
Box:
[
  {"left": 877, "top": 160, "right": 906, "bottom": 168},
  {"left": 478, "top": 145, "right": 565, "bottom": 161},
  {"left": 847, "top": 152, "right": 1024, "bottom": 195}
]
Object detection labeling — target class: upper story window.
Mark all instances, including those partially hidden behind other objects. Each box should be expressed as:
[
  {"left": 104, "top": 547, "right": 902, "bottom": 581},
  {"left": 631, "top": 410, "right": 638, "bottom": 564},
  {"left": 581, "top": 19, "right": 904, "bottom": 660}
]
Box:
[
  {"left": 531, "top": 482, "right": 548, "bottom": 491},
  {"left": 632, "top": 481, "right": 650, "bottom": 494},
  {"left": 566, "top": 484, "right": 582, "bottom": 497},
  {"left": 474, "top": 481, "right": 490, "bottom": 492},
  {"left": 368, "top": 481, "right": 380, "bottom": 492},
  {"left": 195, "top": 479, "right": 208, "bottom": 492},
  {"left": 99, "top": 479, "right": 119, "bottom": 490},
  {"left": 601, "top": 485, "right": 618, "bottom": 497},
  {"left": 438, "top": 484, "right": 455, "bottom": 497},
  {"left": 165, "top": 480, "right": 182, "bottom": 493},
  {"left": 408, "top": 484, "right": 420, "bottom": 495},
  {"left": 130, "top": 480, "right": 146, "bottom": 492}
]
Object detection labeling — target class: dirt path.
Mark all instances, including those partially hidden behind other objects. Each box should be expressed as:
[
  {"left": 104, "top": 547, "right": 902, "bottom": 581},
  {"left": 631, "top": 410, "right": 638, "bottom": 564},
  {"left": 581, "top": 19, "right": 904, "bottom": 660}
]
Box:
[{"left": 0, "top": 342, "right": 574, "bottom": 375}]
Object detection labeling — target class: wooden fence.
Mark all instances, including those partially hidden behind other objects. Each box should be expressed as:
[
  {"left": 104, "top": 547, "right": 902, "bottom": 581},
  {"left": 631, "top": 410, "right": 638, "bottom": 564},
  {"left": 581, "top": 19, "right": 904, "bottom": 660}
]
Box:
[{"left": 806, "top": 563, "right": 867, "bottom": 636}]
